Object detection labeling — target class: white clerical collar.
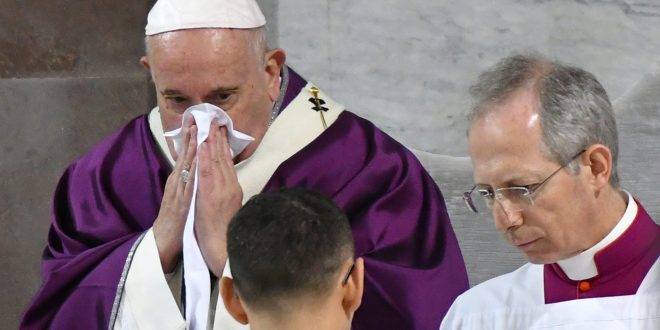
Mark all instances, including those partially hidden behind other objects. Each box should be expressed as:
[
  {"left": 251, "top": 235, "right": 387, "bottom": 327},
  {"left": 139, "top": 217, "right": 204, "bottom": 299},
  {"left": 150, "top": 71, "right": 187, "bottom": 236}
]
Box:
[{"left": 556, "top": 191, "right": 638, "bottom": 281}]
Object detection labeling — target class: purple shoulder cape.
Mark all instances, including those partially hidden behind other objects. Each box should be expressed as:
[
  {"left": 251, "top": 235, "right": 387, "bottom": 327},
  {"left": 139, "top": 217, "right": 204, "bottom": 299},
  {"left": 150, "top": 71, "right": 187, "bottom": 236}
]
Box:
[{"left": 21, "top": 68, "right": 468, "bottom": 330}]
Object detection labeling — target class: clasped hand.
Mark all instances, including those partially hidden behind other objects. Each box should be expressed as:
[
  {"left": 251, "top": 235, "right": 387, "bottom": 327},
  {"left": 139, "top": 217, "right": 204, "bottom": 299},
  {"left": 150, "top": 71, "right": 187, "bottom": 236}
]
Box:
[{"left": 153, "top": 118, "right": 243, "bottom": 277}]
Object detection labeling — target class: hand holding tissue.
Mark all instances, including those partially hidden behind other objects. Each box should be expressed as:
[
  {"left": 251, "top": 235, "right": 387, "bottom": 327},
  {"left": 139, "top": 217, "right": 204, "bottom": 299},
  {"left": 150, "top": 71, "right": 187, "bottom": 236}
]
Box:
[
  {"left": 164, "top": 103, "right": 254, "bottom": 329},
  {"left": 164, "top": 103, "right": 254, "bottom": 159}
]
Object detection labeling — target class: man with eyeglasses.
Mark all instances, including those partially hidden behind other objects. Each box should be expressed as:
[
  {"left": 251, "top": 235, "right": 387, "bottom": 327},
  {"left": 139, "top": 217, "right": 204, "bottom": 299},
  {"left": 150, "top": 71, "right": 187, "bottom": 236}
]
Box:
[
  {"left": 220, "top": 188, "right": 363, "bottom": 330},
  {"left": 441, "top": 54, "right": 659, "bottom": 329}
]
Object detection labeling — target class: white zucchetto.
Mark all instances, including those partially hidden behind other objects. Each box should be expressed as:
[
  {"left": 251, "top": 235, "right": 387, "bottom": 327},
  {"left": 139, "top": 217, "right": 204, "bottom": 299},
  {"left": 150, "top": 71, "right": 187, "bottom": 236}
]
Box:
[{"left": 146, "top": 0, "right": 266, "bottom": 36}]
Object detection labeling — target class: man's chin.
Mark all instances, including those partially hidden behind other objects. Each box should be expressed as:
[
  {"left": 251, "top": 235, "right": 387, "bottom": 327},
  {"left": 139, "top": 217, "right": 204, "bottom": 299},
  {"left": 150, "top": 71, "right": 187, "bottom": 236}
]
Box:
[{"left": 522, "top": 252, "right": 559, "bottom": 265}]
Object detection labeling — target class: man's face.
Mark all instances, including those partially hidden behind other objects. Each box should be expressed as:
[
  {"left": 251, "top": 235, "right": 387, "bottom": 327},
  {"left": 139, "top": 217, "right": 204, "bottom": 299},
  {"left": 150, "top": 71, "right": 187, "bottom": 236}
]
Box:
[
  {"left": 468, "top": 89, "right": 597, "bottom": 264},
  {"left": 143, "top": 28, "right": 281, "bottom": 161}
]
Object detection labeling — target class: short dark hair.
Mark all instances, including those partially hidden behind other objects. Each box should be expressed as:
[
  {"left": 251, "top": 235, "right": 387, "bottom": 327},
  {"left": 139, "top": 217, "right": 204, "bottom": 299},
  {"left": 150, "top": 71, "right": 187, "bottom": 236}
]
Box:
[{"left": 227, "top": 187, "right": 354, "bottom": 313}]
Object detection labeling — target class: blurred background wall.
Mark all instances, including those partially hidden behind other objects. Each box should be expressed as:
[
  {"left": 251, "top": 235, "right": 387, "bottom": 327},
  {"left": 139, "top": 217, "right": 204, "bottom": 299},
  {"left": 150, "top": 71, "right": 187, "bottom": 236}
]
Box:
[
  {"left": 1, "top": 1, "right": 155, "bottom": 327},
  {"left": 1, "top": 0, "right": 659, "bottom": 327}
]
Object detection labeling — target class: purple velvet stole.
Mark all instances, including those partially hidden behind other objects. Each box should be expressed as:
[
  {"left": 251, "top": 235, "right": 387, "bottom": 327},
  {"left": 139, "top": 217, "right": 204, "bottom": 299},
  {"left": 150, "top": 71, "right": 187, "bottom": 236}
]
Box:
[
  {"left": 544, "top": 202, "right": 660, "bottom": 303},
  {"left": 21, "top": 68, "right": 468, "bottom": 330}
]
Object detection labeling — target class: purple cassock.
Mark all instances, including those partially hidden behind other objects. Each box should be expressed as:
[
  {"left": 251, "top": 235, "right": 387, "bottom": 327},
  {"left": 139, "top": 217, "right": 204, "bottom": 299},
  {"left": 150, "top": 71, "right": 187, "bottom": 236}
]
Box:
[{"left": 21, "top": 67, "right": 468, "bottom": 330}]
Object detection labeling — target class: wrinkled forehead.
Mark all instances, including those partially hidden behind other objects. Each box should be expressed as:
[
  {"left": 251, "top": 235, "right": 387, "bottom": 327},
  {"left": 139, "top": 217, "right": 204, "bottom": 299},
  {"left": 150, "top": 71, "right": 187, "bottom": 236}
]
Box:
[
  {"left": 468, "top": 90, "right": 555, "bottom": 184},
  {"left": 146, "top": 28, "right": 255, "bottom": 62},
  {"left": 145, "top": 28, "right": 261, "bottom": 87},
  {"left": 145, "top": 29, "right": 265, "bottom": 97}
]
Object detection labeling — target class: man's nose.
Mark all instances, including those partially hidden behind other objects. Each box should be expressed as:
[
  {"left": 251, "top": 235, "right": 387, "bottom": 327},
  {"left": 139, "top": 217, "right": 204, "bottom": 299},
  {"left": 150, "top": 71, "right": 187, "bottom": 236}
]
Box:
[{"left": 492, "top": 200, "right": 523, "bottom": 230}]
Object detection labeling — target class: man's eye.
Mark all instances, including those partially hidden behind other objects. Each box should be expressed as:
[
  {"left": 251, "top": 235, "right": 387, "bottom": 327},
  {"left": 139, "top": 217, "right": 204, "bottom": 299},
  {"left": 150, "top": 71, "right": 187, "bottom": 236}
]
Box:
[
  {"left": 165, "top": 96, "right": 187, "bottom": 104},
  {"left": 214, "top": 93, "right": 232, "bottom": 103},
  {"left": 477, "top": 189, "right": 494, "bottom": 198}
]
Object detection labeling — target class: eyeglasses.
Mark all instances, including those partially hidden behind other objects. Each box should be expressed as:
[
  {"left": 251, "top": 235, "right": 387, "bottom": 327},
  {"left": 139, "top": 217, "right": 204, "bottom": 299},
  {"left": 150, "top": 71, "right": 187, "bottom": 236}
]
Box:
[{"left": 463, "top": 150, "right": 584, "bottom": 214}]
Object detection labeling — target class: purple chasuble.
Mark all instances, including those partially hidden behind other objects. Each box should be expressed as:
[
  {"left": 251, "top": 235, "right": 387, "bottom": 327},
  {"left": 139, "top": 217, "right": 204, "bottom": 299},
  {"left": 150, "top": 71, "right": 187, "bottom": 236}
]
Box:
[
  {"left": 20, "top": 115, "right": 171, "bottom": 329},
  {"left": 261, "top": 115, "right": 468, "bottom": 330},
  {"left": 21, "top": 67, "right": 468, "bottom": 330},
  {"left": 544, "top": 202, "right": 660, "bottom": 303}
]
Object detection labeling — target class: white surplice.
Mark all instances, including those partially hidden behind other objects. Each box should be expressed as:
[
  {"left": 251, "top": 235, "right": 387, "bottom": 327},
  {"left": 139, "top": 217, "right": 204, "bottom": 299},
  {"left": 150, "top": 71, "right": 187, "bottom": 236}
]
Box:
[
  {"left": 440, "top": 195, "right": 659, "bottom": 330},
  {"left": 440, "top": 262, "right": 658, "bottom": 329}
]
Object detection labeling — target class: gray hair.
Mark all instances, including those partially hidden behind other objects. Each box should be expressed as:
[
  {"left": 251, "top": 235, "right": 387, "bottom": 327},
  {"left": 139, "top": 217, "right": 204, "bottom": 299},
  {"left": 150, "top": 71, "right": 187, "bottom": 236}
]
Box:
[
  {"left": 145, "top": 26, "right": 269, "bottom": 64},
  {"left": 246, "top": 26, "right": 269, "bottom": 63},
  {"left": 468, "top": 54, "right": 620, "bottom": 187}
]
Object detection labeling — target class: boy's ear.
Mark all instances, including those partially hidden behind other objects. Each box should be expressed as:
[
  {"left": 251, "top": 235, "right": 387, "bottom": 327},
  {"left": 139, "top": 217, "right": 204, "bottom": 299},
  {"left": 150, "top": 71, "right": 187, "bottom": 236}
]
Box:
[
  {"left": 220, "top": 277, "right": 249, "bottom": 325},
  {"left": 342, "top": 257, "right": 364, "bottom": 317}
]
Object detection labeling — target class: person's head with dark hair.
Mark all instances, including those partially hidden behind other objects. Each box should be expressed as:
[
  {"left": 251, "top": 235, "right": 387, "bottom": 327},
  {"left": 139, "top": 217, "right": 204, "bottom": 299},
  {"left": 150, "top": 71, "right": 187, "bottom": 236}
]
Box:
[{"left": 220, "top": 187, "right": 364, "bottom": 330}]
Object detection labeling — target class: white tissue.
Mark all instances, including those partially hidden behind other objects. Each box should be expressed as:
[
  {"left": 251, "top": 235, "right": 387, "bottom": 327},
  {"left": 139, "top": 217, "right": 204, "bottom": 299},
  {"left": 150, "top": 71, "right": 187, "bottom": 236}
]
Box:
[
  {"left": 163, "top": 103, "right": 254, "bottom": 330},
  {"left": 163, "top": 103, "right": 254, "bottom": 158}
]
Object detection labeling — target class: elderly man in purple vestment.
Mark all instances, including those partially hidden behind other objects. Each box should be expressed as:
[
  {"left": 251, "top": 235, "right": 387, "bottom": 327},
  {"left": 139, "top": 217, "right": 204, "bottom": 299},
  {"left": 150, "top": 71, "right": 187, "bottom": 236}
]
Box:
[
  {"left": 441, "top": 54, "right": 659, "bottom": 329},
  {"left": 20, "top": 0, "right": 468, "bottom": 329}
]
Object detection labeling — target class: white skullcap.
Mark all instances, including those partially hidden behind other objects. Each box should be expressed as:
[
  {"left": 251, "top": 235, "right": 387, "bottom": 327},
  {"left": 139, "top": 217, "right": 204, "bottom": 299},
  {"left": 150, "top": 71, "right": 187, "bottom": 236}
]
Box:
[{"left": 145, "top": 0, "right": 266, "bottom": 36}]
